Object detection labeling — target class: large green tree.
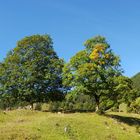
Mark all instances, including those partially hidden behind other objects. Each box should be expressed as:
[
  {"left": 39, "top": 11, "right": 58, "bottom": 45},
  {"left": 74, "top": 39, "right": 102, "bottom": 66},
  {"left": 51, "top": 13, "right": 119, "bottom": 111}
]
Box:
[
  {"left": 0, "top": 35, "right": 64, "bottom": 108},
  {"left": 132, "top": 72, "right": 140, "bottom": 91},
  {"left": 63, "top": 36, "right": 133, "bottom": 112}
]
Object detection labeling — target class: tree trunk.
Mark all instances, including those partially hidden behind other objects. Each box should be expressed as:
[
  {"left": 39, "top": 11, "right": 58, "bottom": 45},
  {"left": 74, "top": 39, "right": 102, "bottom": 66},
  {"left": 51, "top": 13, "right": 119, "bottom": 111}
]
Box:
[
  {"left": 31, "top": 103, "right": 33, "bottom": 110},
  {"left": 95, "top": 94, "right": 100, "bottom": 112},
  {"left": 95, "top": 104, "right": 99, "bottom": 112}
]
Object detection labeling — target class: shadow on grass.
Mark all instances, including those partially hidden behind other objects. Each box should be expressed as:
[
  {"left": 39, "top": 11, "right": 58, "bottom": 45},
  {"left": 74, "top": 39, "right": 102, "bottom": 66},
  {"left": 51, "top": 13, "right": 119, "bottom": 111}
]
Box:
[{"left": 105, "top": 113, "right": 140, "bottom": 126}]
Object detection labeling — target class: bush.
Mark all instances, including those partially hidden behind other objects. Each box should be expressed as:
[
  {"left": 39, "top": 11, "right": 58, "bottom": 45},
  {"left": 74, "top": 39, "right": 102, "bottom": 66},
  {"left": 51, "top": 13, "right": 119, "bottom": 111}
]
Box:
[
  {"left": 48, "top": 93, "right": 96, "bottom": 113},
  {"left": 66, "top": 93, "right": 95, "bottom": 112},
  {"left": 48, "top": 102, "right": 61, "bottom": 112},
  {"left": 96, "top": 109, "right": 105, "bottom": 115},
  {"left": 33, "top": 103, "right": 42, "bottom": 111},
  {"left": 41, "top": 103, "right": 49, "bottom": 112},
  {"left": 0, "top": 94, "right": 29, "bottom": 110},
  {"left": 110, "top": 106, "right": 118, "bottom": 112},
  {"left": 130, "top": 97, "right": 140, "bottom": 114},
  {"left": 127, "top": 106, "right": 133, "bottom": 113},
  {"left": 119, "top": 103, "right": 127, "bottom": 112}
]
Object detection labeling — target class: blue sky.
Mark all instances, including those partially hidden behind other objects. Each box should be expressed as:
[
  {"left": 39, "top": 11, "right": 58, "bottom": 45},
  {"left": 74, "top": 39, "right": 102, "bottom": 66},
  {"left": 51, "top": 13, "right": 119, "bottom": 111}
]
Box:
[{"left": 0, "top": 0, "right": 140, "bottom": 77}]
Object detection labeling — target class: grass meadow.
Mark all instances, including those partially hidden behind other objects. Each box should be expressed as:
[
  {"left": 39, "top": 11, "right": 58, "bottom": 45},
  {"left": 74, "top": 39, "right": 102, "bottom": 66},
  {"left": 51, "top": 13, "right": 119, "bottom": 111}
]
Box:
[{"left": 0, "top": 110, "right": 140, "bottom": 140}]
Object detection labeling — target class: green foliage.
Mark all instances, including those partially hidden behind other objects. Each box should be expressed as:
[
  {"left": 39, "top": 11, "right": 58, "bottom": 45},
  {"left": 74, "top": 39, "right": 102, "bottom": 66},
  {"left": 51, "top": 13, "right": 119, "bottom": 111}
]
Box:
[
  {"left": 0, "top": 94, "right": 14, "bottom": 109},
  {"left": 49, "top": 93, "right": 96, "bottom": 112},
  {"left": 113, "top": 76, "right": 137, "bottom": 105},
  {"left": 41, "top": 103, "right": 49, "bottom": 112},
  {"left": 33, "top": 103, "right": 42, "bottom": 111},
  {"left": 0, "top": 35, "right": 64, "bottom": 107},
  {"left": 131, "top": 73, "right": 140, "bottom": 104},
  {"left": 65, "top": 93, "right": 96, "bottom": 112},
  {"left": 63, "top": 36, "right": 132, "bottom": 112},
  {"left": 132, "top": 72, "right": 140, "bottom": 90},
  {"left": 0, "top": 34, "right": 137, "bottom": 114},
  {"left": 49, "top": 101, "right": 61, "bottom": 112},
  {"left": 119, "top": 103, "right": 127, "bottom": 112},
  {"left": 130, "top": 97, "right": 140, "bottom": 114}
]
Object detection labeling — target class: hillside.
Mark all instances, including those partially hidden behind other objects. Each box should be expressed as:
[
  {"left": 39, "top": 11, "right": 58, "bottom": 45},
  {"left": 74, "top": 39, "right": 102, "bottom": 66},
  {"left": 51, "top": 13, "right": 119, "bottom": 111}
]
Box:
[
  {"left": 132, "top": 72, "right": 140, "bottom": 89},
  {"left": 0, "top": 110, "right": 140, "bottom": 140}
]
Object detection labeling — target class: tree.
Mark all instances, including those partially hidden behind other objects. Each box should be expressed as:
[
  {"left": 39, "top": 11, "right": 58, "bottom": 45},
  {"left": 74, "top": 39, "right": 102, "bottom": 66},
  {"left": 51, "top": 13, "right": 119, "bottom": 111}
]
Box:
[
  {"left": 63, "top": 36, "right": 132, "bottom": 112},
  {"left": 0, "top": 35, "right": 64, "bottom": 108},
  {"left": 131, "top": 73, "right": 140, "bottom": 100},
  {"left": 132, "top": 72, "right": 140, "bottom": 90},
  {"left": 130, "top": 97, "right": 140, "bottom": 113}
]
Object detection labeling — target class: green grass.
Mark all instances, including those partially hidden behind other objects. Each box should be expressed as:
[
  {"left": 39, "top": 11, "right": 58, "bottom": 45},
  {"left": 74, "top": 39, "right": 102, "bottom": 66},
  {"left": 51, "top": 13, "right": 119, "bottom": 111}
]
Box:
[{"left": 0, "top": 110, "right": 140, "bottom": 140}]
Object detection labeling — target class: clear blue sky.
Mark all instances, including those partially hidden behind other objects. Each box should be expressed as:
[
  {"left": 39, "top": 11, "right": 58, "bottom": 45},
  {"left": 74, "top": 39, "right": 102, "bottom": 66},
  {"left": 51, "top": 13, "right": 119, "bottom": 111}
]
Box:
[{"left": 0, "top": 0, "right": 140, "bottom": 77}]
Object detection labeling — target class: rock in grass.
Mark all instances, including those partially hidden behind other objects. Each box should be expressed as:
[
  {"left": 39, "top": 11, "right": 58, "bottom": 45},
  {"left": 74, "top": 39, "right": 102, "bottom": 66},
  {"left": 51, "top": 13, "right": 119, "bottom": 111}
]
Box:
[{"left": 64, "top": 126, "right": 67, "bottom": 132}]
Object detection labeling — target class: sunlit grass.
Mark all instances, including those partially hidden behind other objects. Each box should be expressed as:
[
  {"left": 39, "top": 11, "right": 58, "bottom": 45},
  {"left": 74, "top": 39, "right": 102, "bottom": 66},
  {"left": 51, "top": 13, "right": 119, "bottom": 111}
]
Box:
[{"left": 0, "top": 110, "right": 140, "bottom": 140}]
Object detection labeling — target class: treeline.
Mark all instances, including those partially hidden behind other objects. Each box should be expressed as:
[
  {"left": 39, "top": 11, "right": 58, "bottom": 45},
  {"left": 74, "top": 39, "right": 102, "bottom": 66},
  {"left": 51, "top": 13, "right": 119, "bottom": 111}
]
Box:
[{"left": 0, "top": 34, "right": 139, "bottom": 114}]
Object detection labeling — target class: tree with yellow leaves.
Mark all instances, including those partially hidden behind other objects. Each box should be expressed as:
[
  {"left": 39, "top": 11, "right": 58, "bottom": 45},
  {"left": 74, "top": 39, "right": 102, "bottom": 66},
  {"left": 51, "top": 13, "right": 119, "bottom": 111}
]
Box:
[{"left": 63, "top": 36, "right": 133, "bottom": 113}]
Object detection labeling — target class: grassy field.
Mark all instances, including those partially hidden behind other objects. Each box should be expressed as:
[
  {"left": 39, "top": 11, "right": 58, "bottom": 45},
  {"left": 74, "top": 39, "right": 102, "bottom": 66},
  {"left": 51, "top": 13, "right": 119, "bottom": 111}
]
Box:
[{"left": 0, "top": 110, "right": 140, "bottom": 140}]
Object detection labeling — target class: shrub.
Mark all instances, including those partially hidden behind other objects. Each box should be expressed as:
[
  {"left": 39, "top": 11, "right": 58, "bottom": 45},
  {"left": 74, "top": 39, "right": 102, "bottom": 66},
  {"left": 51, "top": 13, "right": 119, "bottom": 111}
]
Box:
[
  {"left": 41, "top": 103, "right": 49, "bottom": 112},
  {"left": 119, "top": 103, "right": 127, "bottom": 112},
  {"left": 130, "top": 97, "right": 140, "bottom": 114},
  {"left": 33, "top": 103, "right": 42, "bottom": 111},
  {"left": 48, "top": 102, "right": 61, "bottom": 112},
  {"left": 48, "top": 93, "right": 96, "bottom": 113},
  {"left": 96, "top": 109, "right": 105, "bottom": 115}
]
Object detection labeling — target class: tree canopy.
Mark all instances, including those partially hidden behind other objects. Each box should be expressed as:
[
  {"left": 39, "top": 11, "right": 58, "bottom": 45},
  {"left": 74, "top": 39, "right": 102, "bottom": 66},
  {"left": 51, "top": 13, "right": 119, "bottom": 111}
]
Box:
[
  {"left": 0, "top": 35, "right": 64, "bottom": 108},
  {"left": 0, "top": 34, "right": 138, "bottom": 113},
  {"left": 63, "top": 36, "right": 134, "bottom": 112},
  {"left": 132, "top": 72, "right": 140, "bottom": 90}
]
